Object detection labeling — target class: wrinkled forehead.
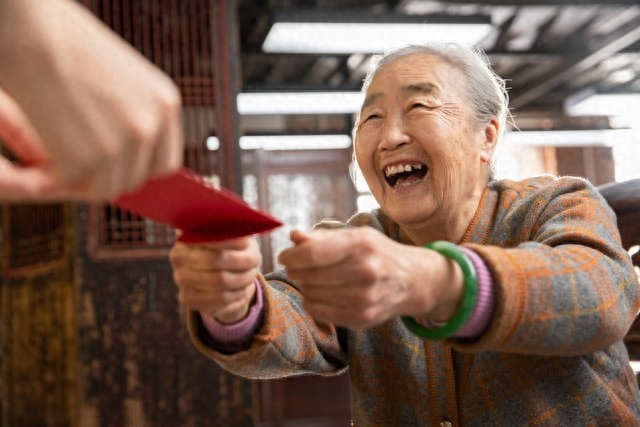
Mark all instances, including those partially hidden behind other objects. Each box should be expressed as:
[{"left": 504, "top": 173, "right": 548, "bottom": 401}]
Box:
[{"left": 364, "top": 53, "right": 466, "bottom": 102}]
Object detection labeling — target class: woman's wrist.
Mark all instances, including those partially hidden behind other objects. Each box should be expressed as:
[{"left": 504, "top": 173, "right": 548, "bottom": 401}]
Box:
[
  {"left": 426, "top": 252, "right": 465, "bottom": 323},
  {"left": 404, "top": 245, "right": 495, "bottom": 340},
  {"left": 402, "top": 241, "right": 478, "bottom": 340},
  {"left": 212, "top": 284, "right": 258, "bottom": 325},
  {"left": 200, "top": 280, "right": 264, "bottom": 346}
]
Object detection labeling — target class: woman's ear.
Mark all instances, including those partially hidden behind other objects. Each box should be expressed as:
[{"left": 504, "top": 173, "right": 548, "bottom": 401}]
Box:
[{"left": 480, "top": 117, "right": 499, "bottom": 163}]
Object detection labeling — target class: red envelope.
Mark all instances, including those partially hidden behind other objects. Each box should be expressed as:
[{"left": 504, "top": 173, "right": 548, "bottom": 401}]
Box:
[{"left": 113, "top": 168, "right": 282, "bottom": 243}]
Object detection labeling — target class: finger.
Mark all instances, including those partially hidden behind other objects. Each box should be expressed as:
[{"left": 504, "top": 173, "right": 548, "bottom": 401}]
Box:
[
  {"left": 301, "top": 286, "right": 359, "bottom": 310},
  {"left": 173, "top": 268, "right": 259, "bottom": 293},
  {"left": 59, "top": 172, "right": 115, "bottom": 201},
  {"left": 289, "top": 228, "right": 312, "bottom": 245},
  {"left": 0, "top": 86, "right": 48, "bottom": 165},
  {"left": 148, "top": 84, "right": 183, "bottom": 179},
  {"left": 286, "top": 264, "right": 349, "bottom": 287},
  {"left": 171, "top": 239, "right": 259, "bottom": 271},
  {"left": 0, "top": 157, "right": 62, "bottom": 200},
  {"left": 178, "top": 286, "right": 250, "bottom": 314},
  {"left": 188, "top": 236, "right": 256, "bottom": 252},
  {"left": 279, "top": 232, "right": 348, "bottom": 269}
]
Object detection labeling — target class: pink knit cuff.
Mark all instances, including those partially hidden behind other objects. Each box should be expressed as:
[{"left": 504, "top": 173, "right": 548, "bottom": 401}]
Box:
[
  {"left": 454, "top": 247, "right": 495, "bottom": 338},
  {"left": 200, "top": 279, "right": 264, "bottom": 344}
]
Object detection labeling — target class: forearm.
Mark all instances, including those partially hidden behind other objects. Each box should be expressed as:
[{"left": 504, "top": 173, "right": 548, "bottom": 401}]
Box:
[
  {"left": 188, "top": 274, "right": 348, "bottom": 379},
  {"left": 454, "top": 242, "right": 638, "bottom": 356}
]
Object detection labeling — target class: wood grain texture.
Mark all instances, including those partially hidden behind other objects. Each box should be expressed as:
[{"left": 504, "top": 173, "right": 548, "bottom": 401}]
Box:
[{"left": 1, "top": 203, "right": 78, "bottom": 427}]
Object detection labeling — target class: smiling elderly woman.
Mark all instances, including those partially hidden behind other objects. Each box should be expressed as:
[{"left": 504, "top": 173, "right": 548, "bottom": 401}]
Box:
[{"left": 169, "top": 42, "right": 640, "bottom": 426}]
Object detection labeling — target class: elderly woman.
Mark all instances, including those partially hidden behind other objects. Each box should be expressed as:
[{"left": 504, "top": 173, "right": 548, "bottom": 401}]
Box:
[{"left": 170, "top": 42, "right": 640, "bottom": 425}]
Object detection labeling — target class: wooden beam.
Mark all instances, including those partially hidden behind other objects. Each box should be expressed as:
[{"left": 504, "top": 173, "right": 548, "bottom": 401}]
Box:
[
  {"left": 438, "top": 0, "right": 640, "bottom": 5},
  {"left": 510, "top": 13, "right": 640, "bottom": 109},
  {"left": 212, "top": 0, "right": 243, "bottom": 194}
]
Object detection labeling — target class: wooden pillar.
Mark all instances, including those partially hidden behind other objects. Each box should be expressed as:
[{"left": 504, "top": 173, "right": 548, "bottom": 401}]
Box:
[
  {"left": 212, "top": 0, "right": 243, "bottom": 195},
  {"left": 1, "top": 203, "right": 79, "bottom": 427}
]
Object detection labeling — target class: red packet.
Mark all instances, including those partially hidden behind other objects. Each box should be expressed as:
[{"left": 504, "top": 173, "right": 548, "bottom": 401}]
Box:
[{"left": 113, "top": 168, "right": 282, "bottom": 243}]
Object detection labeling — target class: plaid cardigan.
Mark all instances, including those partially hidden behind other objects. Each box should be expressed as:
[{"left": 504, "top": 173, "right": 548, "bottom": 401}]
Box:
[{"left": 188, "top": 175, "right": 640, "bottom": 426}]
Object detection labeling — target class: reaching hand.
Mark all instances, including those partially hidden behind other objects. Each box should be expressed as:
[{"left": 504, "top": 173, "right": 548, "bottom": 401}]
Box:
[
  {"left": 278, "top": 228, "right": 463, "bottom": 330},
  {"left": 170, "top": 237, "right": 262, "bottom": 324},
  {"left": 0, "top": 0, "right": 183, "bottom": 201}
]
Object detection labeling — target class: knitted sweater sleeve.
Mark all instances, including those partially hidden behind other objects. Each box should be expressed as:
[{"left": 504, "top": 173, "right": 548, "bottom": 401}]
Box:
[{"left": 449, "top": 176, "right": 640, "bottom": 356}]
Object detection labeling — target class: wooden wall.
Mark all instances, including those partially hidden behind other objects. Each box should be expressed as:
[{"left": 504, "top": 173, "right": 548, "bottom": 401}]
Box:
[
  {"left": 75, "top": 205, "right": 254, "bottom": 427},
  {"left": 0, "top": 203, "right": 78, "bottom": 427},
  {"left": 555, "top": 146, "right": 616, "bottom": 186},
  {"left": 598, "top": 179, "right": 640, "bottom": 371}
]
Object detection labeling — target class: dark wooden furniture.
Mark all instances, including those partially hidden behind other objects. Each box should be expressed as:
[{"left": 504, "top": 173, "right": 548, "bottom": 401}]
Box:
[{"left": 598, "top": 179, "right": 640, "bottom": 376}]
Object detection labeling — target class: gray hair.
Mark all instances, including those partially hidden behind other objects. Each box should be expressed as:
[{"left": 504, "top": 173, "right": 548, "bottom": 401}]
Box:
[{"left": 357, "top": 42, "right": 510, "bottom": 141}]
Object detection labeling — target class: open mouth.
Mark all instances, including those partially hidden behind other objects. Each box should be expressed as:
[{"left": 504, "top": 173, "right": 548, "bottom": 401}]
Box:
[{"left": 384, "top": 163, "right": 428, "bottom": 188}]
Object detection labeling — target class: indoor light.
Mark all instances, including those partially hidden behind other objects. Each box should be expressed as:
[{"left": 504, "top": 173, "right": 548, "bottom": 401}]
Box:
[
  {"left": 237, "top": 91, "right": 364, "bottom": 115},
  {"left": 565, "top": 93, "right": 640, "bottom": 126},
  {"left": 262, "top": 13, "right": 493, "bottom": 54},
  {"left": 503, "top": 129, "right": 634, "bottom": 147},
  {"left": 206, "top": 135, "right": 352, "bottom": 151}
]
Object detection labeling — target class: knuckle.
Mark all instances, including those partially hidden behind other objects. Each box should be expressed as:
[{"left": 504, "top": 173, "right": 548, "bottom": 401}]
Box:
[
  {"left": 357, "top": 227, "right": 379, "bottom": 248},
  {"left": 355, "top": 258, "right": 381, "bottom": 283},
  {"left": 359, "top": 308, "right": 378, "bottom": 328},
  {"left": 130, "top": 121, "right": 157, "bottom": 147},
  {"left": 163, "top": 85, "right": 182, "bottom": 113}
]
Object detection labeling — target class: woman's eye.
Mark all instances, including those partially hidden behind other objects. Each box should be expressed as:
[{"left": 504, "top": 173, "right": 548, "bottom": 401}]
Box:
[
  {"left": 363, "top": 114, "right": 380, "bottom": 122},
  {"left": 411, "top": 103, "right": 428, "bottom": 109}
]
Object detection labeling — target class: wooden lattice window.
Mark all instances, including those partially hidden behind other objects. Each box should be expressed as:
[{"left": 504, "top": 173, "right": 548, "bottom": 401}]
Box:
[
  {"left": 98, "top": 205, "right": 176, "bottom": 247},
  {"left": 241, "top": 149, "right": 357, "bottom": 272},
  {"left": 82, "top": 0, "right": 218, "bottom": 258},
  {"left": 2, "top": 204, "right": 67, "bottom": 274}
]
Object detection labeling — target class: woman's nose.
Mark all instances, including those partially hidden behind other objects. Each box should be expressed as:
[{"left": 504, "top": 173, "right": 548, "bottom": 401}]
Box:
[{"left": 379, "top": 117, "right": 410, "bottom": 150}]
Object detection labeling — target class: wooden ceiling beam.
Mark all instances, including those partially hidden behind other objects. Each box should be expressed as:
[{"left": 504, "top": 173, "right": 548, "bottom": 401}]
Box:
[
  {"left": 436, "top": 0, "right": 639, "bottom": 5},
  {"left": 510, "top": 13, "right": 640, "bottom": 110}
]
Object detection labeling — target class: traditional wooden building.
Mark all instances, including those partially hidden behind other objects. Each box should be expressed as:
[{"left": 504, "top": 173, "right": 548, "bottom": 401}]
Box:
[{"left": 1, "top": 1, "right": 639, "bottom": 426}]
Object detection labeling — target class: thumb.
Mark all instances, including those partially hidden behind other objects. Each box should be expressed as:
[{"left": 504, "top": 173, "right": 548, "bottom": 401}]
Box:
[{"left": 289, "top": 229, "right": 313, "bottom": 245}]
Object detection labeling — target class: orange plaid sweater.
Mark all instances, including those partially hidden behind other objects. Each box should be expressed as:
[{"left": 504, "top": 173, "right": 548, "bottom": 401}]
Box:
[{"left": 188, "top": 175, "right": 640, "bottom": 426}]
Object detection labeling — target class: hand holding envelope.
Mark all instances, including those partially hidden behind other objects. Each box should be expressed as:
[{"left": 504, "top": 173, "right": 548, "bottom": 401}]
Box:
[
  {"left": 116, "top": 167, "right": 280, "bottom": 323},
  {"left": 114, "top": 167, "right": 282, "bottom": 242}
]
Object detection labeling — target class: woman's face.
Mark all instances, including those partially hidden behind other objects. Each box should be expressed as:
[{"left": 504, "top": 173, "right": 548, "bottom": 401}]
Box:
[{"left": 354, "top": 53, "right": 497, "bottom": 233}]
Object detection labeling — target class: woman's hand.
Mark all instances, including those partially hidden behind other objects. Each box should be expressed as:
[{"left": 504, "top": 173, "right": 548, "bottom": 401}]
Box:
[
  {"left": 170, "top": 237, "right": 262, "bottom": 324},
  {"left": 278, "top": 228, "right": 463, "bottom": 330},
  {"left": 0, "top": 0, "right": 182, "bottom": 201}
]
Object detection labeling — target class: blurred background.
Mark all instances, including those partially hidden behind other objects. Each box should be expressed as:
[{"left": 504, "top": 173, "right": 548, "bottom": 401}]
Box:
[{"left": 1, "top": 0, "right": 639, "bottom": 426}]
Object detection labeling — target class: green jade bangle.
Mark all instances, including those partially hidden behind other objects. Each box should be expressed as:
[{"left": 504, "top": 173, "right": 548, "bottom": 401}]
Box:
[{"left": 401, "top": 241, "right": 478, "bottom": 340}]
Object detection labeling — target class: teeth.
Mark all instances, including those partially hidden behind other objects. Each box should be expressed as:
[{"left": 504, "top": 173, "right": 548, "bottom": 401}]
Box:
[{"left": 385, "top": 163, "right": 423, "bottom": 177}]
